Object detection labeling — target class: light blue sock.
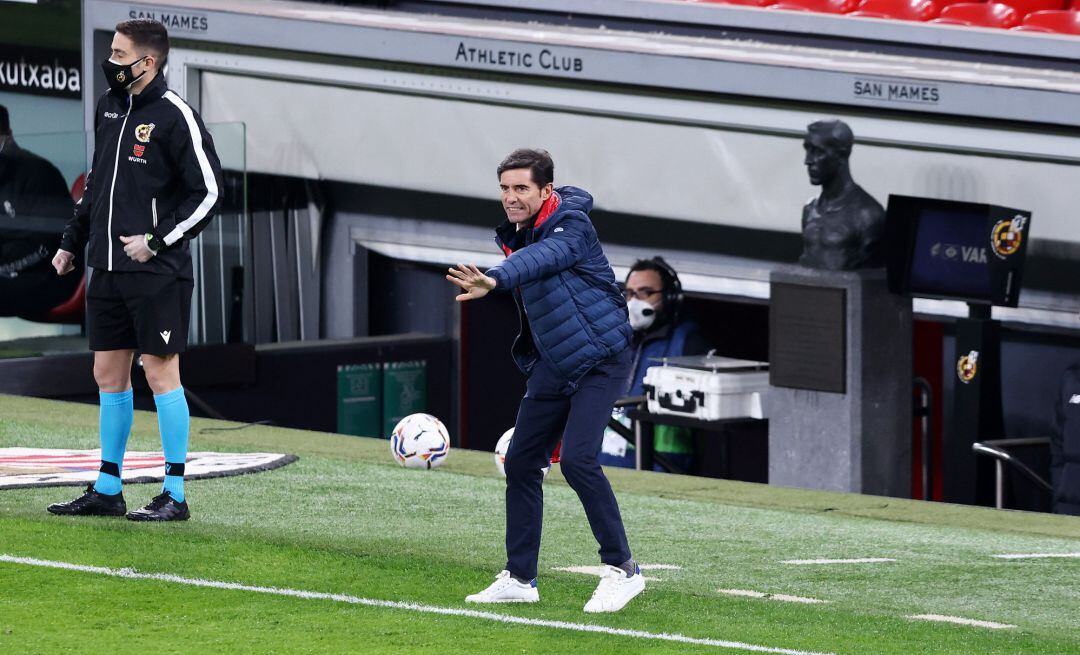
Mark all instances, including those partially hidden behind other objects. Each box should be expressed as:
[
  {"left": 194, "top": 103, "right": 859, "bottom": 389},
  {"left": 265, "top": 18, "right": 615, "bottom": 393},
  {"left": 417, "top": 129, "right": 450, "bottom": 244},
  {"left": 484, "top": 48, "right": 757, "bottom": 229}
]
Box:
[
  {"left": 94, "top": 389, "right": 133, "bottom": 496},
  {"left": 154, "top": 386, "right": 190, "bottom": 502}
]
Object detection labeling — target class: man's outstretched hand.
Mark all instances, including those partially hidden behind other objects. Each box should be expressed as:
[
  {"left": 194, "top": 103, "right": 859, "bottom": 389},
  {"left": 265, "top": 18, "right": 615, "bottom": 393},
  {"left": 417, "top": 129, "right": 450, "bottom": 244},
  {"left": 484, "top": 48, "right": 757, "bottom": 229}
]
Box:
[{"left": 446, "top": 264, "right": 497, "bottom": 302}]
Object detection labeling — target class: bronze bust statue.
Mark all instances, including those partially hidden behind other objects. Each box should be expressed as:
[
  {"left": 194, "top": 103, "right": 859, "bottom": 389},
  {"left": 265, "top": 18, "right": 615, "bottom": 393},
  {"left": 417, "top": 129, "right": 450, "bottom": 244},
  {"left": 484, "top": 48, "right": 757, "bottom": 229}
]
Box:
[{"left": 798, "top": 120, "right": 886, "bottom": 271}]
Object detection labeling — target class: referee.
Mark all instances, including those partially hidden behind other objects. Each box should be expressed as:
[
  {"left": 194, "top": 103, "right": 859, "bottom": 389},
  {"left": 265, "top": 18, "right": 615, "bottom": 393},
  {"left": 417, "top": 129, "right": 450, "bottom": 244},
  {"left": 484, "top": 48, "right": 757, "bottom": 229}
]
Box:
[{"left": 47, "top": 19, "right": 222, "bottom": 521}]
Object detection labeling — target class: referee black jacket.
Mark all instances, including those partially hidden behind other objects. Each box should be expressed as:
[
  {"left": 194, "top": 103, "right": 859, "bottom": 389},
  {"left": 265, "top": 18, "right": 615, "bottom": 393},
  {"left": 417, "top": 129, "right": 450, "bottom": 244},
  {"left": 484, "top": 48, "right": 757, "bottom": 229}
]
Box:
[{"left": 60, "top": 72, "right": 223, "bottom": 279}]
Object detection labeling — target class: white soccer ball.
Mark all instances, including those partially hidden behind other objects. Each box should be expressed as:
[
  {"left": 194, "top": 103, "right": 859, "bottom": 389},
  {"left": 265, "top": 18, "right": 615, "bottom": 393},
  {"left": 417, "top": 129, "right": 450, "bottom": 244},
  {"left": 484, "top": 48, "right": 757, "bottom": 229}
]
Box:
[
  {"left": 494, "top": 427, "right": 549, "bottom": 478},
  {"left": 390, "top": 413, "right": 450, "bottom": 469}
]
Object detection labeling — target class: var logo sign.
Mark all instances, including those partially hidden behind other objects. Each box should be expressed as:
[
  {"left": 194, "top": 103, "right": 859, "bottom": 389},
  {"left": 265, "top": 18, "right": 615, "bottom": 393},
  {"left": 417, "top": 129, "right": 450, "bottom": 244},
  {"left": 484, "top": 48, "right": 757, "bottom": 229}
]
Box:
[
  {"left": 931, "top": 242, "right": 987, "bottom": 264},
  {"left": 961, "top": 246, "right": 987, "bottom": 264}
]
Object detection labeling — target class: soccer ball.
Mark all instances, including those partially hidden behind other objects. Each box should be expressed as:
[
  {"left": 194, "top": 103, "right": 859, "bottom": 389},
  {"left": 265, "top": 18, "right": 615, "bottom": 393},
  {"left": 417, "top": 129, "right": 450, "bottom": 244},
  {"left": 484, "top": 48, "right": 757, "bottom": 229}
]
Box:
[
  {"left": 494, "top": 427, "right": 549, "bottom": 478},
  {"left": 390, "top": 413, "right": 450, "bottom": 469}
]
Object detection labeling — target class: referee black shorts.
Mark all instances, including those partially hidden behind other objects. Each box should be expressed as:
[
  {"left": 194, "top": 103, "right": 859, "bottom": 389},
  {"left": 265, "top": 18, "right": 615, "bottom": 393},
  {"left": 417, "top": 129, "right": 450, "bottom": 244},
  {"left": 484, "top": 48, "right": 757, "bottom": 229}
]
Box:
[{"left": 87, "top": 271, "right": 193, "bottom": 356}]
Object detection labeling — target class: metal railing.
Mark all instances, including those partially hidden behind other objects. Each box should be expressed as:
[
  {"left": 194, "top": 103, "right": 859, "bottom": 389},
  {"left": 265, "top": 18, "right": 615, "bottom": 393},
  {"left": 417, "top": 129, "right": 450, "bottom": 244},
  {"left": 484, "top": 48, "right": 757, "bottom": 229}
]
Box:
[
  {"left": 971, "top": 438, "right": 1052, "bottom": 510},
  {"left": 608, "top": 396, "right": 647, "bottom": 470},
  {"left": 913, "top": 377, "right": 933, "bottom": 501}
]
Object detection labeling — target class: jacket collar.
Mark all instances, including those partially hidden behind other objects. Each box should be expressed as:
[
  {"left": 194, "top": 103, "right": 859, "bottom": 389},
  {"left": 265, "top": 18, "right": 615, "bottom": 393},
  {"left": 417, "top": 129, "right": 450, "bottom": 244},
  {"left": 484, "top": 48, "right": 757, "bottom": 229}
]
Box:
[
  {"left": 112, "top": 72, "right": 167, "bottom": 109},
  {"left": 0, "top": 137, "right": 20, "bottom": 158},
  {"left": 636, "top": 316, "right": 673, "bottom": 346},
  {"left": 532, "top": 190, "right": 561, "bottom": 229}
]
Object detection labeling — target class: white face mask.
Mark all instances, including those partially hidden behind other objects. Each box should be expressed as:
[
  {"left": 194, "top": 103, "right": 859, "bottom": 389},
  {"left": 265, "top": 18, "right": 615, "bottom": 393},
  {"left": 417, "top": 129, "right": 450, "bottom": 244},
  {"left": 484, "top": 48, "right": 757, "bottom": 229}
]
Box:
[{"left": 627, "top": 298, "right": 658, "bottom": 331}]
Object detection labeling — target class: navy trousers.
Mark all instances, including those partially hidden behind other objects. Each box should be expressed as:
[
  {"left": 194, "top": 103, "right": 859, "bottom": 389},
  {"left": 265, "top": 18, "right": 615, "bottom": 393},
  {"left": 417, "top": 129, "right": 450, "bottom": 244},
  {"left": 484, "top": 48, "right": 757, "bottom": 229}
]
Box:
[{"left": 504, "top": 348, "right": 633, "bottom": 581}]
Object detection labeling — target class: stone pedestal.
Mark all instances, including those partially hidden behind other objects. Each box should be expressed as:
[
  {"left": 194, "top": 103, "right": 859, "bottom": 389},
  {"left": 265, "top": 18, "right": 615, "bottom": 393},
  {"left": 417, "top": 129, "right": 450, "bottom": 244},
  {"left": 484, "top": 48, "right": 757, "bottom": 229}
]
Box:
[{"left": 766, "top": 266, "right": 912, "bottom": 497}]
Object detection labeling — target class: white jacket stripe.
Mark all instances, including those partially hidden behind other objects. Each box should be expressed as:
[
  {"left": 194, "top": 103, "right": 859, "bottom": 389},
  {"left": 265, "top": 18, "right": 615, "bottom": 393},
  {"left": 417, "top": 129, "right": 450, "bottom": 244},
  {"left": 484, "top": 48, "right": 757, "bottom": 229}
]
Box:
[{"left": 162, "top": 90, "right": 219, "bottom": 247}]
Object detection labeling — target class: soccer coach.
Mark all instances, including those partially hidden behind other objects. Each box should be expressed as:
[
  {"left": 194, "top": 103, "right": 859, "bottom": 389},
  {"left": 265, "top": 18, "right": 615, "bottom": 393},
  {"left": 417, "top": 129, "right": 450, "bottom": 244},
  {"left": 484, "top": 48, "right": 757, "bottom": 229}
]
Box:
[
  {"left": 448, "top": 149, "right": 645, "bottom": 613},
  {"left": 47, "top": 19, "right": 223, "bottom": 521}
]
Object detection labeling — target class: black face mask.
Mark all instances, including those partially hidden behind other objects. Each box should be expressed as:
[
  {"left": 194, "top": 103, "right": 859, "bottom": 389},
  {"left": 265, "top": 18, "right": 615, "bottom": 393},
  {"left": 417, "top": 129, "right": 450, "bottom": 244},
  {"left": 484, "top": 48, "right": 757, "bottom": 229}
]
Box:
[{"left": 101, "top": 56, "right": 147, "bottom": 92}]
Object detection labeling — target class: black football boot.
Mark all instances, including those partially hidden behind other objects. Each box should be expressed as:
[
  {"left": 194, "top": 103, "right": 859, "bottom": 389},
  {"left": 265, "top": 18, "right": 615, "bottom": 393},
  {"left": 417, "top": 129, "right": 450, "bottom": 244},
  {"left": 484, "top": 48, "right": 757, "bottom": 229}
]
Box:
[
  {"left": 126, "top": 490, "right": 190, "bottom": 522},
  {"left": 46, "top": 484, "right": 127, "bottom": 517}
]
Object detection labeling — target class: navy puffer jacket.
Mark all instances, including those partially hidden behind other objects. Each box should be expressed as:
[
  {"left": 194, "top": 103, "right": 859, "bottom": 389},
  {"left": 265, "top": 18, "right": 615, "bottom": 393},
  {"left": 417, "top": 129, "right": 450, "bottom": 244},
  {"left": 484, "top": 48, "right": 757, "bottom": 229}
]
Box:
[{"left": 486, "top": 186, "right": 632, "bottom": 388}]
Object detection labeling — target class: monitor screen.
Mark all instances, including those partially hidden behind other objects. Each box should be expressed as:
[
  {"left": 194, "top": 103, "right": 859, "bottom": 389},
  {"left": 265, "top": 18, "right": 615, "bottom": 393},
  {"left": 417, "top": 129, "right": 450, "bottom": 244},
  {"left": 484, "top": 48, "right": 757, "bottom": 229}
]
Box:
[
  {"left": 885, "top": 195, "right": 1031, "bottom": 307},
  {"left": 908, "top": 206, "right": 992, "bottom": 300}
]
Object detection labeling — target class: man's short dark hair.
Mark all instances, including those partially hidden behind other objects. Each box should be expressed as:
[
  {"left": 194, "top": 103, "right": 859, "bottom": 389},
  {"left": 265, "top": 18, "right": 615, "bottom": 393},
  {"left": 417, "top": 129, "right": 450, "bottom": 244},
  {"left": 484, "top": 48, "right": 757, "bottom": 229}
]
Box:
[
  {"left": 627, "top": 258, "right": 674, "bottom": 291},
  {"left": 497, "top": 149, "right": 554, "bottom": 188},
  {"left": 0, "top": 105, "right": 10, "bottom": 136},
  {"left": 115, "top": 19, "right": 170, "bottom": 70}
]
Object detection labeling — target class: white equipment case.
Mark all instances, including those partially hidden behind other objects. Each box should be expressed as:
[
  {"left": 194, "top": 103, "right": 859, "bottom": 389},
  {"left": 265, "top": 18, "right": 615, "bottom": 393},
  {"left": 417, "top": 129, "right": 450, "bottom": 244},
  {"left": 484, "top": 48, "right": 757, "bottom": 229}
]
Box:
[{"left": 641, "top": 355, "right": 769, "bottom": 421}]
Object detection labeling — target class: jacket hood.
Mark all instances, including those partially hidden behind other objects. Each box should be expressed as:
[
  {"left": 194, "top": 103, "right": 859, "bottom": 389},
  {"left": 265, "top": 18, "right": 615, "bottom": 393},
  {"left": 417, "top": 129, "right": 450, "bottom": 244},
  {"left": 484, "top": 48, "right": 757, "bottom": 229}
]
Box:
[
  {"left": 531, "top": 186, "right": 593, "bottom": 231},
  {"left": 554, "top": 186, "right": 593, "bottom": 215}
]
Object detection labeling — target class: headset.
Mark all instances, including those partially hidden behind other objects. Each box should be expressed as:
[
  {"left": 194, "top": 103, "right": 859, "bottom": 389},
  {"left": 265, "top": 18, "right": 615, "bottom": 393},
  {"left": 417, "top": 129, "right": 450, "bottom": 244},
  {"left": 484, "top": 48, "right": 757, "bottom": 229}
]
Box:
[
  {"left": 627, "top": 256, "right": 684, "bottom": 324},
  {"left": 651, "top": 256, "right": 684, "bottom": 323}
]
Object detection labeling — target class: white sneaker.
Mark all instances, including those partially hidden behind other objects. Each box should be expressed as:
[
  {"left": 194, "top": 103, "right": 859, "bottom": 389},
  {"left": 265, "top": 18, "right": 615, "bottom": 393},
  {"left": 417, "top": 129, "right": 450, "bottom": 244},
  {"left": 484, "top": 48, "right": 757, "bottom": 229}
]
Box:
[
  {"left": 466, "top": 570, "right": 539, "bottom": 604},
  {"left": 583, "top": 564, "right": 645, "bottom": 613}
]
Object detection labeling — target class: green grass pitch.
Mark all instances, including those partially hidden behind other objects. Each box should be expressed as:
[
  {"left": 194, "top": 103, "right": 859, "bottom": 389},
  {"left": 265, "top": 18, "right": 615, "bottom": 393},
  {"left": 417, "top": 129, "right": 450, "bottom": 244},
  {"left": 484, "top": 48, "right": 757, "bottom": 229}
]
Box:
[{"left": 1, "top": 393, "right": 1078, "bottom": 654}]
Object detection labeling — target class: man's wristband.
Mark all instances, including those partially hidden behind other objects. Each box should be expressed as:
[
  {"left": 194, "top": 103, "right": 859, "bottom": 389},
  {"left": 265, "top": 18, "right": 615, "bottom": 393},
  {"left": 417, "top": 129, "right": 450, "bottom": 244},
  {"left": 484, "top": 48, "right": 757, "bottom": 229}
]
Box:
[{"left": 145, "top": 232, "right": 164, "bottom": 253}]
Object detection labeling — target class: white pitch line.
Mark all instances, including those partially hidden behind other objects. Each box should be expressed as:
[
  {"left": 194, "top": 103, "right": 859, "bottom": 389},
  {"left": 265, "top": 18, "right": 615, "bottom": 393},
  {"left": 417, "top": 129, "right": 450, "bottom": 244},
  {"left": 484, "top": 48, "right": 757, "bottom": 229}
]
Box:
[
  {"left": 0, "top": 555, "right": 834, "bottom": 655},
  {"left": 993, "top": 553, "right": 1080, "bottom": 560},
  {"left": 782, "top": 558, "right": 896, "bottom": 565},
  {"left": 718, "top": 589, "right": 828, "bottom": 605},
  {"left": 908, "top": 614, "right": 1016, "bottom": 630}
]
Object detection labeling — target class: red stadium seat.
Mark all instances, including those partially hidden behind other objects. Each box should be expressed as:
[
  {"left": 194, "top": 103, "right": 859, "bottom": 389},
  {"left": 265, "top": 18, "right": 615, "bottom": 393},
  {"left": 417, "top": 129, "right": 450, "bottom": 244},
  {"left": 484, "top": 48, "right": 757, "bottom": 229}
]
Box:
[
  {"left": 1012, "top": 9, "right": 1080, "bottom": 33},
  {"left": 849, "top": 0, "right": 942, "bottom": 20},
  {"left": 996, "top": 0, "right": 1066, "bottom": 14},
  {"left": 935, "top": 0, "right": 990, "bottom": 7},
  {"left": 688, "top": 0, "right": 779, "bottom": 7},
  {"left": 930, "top": 2, "right": 1021, "bottom": 27},
  {"left": 771, "top": 0, "right": 861, "bottom": 13},
  {"left": 35, "top": 272, "right": 87, "bottom": 324},
  {"left": 70, "top": 173, "right": 86, "bottom": 204}
]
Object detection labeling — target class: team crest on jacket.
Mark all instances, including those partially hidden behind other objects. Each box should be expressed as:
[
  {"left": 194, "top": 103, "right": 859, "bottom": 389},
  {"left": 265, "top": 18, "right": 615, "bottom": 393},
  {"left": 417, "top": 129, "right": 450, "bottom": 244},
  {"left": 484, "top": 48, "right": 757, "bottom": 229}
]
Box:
[
  {"left": 135, "top": 123, "right": 156, "bottom": 143},
  {"left": 957, "top": 350, "right": 979, "bottom": 384},
  {"left": 991, "top": 215, "right": 1026, "bottom": 259}
]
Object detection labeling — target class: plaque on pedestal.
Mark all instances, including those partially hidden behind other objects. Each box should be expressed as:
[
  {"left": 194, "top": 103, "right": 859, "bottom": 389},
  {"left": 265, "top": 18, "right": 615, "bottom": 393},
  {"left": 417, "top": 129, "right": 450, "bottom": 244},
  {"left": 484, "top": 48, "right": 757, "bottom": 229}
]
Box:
[
  {"left": 767, "top": 266, "right": 912, "bottom": 497},
  {"left": 769, "top": 283, "right": 846, "bottom": 394}
]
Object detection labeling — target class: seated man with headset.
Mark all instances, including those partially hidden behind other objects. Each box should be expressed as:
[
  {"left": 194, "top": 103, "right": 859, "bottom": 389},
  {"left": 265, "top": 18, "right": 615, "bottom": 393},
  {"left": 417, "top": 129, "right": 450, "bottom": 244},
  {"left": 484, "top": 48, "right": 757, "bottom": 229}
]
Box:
[{"left": 600, "top": 257, "right": 710, "bottom": 473}]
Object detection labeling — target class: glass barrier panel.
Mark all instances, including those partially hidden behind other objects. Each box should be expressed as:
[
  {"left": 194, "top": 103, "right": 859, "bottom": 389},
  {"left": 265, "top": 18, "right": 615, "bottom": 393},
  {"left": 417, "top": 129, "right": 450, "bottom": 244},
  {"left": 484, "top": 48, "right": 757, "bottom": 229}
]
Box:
[
  {"left": 0, "top": 120, "right": 248, "bottom": 354},
  {"left": 0, "top": 128, "right": 88, "bottom": 354}
]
